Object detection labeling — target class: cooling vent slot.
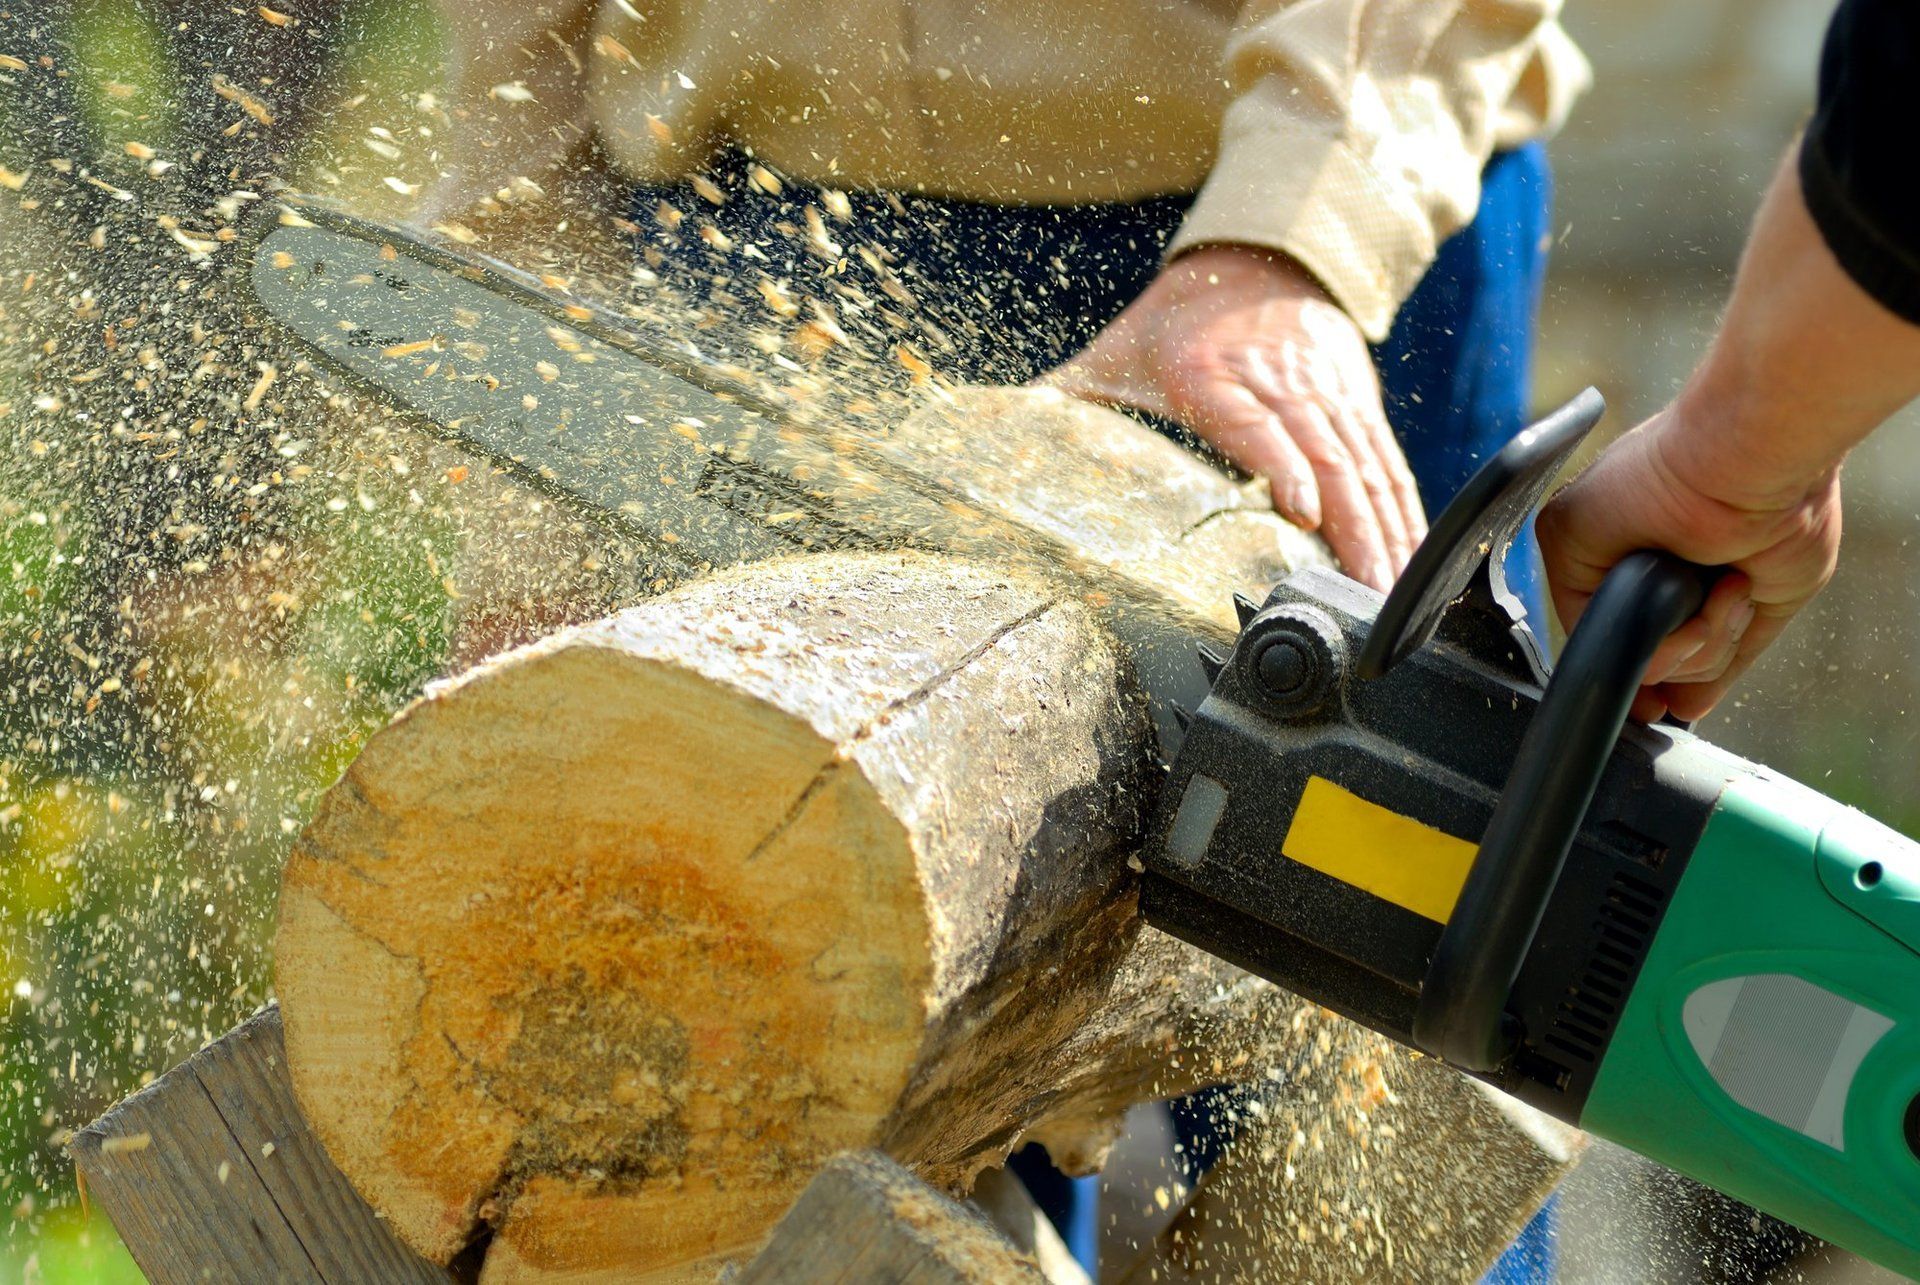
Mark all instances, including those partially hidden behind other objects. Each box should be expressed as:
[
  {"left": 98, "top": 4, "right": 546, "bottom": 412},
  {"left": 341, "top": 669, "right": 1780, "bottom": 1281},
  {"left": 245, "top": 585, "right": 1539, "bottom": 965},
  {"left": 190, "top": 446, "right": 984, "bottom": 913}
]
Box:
[{"left": 1541, "top": 869, "right": 1666, "bottom": 1064}]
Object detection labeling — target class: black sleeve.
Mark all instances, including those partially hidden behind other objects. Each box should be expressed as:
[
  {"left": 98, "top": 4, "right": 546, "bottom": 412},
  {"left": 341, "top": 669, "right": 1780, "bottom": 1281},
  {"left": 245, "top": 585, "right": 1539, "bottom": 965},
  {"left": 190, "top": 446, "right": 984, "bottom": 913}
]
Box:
[{"left": 1797, "top": 0, "right": 1920, "bottom": 324}]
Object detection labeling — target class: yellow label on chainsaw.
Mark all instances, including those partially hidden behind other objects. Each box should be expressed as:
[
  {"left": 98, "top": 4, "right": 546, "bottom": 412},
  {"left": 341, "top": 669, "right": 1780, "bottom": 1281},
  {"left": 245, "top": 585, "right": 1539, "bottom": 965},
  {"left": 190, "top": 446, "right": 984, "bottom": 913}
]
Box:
[{"left": 1282, "top": 776, "right": 1478, "bottom": 924}]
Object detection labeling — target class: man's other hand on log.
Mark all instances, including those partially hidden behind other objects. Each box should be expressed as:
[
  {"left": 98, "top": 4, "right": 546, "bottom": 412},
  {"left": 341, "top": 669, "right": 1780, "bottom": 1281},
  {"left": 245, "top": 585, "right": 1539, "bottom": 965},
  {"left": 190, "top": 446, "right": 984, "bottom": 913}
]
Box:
[{"left": 1049, "top": 245, "right": 1427, "bottom": 592}]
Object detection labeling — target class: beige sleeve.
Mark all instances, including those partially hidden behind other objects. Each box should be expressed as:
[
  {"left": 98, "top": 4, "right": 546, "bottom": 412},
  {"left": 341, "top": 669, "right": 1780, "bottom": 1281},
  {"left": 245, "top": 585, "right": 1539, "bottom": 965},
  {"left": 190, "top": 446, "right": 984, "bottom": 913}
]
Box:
[
  {"left": 423, "top": 0, "right": 597, "bottom": 223},
  {"left": 1167, "top": 0, "right": 1591, "bottom": 340}
]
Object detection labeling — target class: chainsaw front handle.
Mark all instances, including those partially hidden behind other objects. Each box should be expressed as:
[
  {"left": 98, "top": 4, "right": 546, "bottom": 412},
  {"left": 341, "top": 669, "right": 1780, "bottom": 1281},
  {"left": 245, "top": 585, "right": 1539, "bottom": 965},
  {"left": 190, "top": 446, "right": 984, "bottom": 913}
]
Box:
[{"left": 1413, "top": 549, "right": 1715, "bottom": 1072}]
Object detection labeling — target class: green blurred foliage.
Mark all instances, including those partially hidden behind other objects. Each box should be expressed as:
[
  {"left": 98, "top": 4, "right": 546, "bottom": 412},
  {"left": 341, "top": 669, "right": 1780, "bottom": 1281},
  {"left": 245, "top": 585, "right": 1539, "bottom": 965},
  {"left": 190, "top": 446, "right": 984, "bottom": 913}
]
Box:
[
  {"left": 0, "top": 1209, "right": 142, "bottom": 1282},
  {"left": 0, "top": 0, "right": 459, "bottom": 1271},
  {"left": 0, "top": 504, "right": 85, "bottom": 646},
  {"left": 67, "top": 0, "right": 180, "bottom": 145}
]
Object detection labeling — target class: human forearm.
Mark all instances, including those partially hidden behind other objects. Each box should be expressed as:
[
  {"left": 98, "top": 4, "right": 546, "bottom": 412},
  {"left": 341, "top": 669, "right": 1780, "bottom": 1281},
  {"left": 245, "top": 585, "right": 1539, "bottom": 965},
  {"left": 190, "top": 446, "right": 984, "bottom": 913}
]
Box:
[
  {"left": 1536, "top": 0, "right": 1920, "bottom": 722},
  {"left": 1536, "top": 150, "right": 1920, "bottom": 722},
  {"left": 1664, "top": 150, "right": 1920, "bottom": 508}
]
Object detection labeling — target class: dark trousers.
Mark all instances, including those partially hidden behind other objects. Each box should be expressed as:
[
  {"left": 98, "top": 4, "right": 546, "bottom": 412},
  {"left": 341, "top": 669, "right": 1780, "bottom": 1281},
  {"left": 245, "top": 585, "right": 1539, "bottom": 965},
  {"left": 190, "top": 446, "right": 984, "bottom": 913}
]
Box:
[{"left": 629, "top": 140, "right": 1556, "bottom": 1277}]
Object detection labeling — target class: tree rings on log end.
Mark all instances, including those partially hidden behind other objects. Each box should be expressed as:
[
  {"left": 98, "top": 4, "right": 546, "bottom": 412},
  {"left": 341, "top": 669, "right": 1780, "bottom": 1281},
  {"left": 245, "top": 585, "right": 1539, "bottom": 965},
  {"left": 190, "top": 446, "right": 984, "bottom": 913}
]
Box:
[{"left": 277, "top": 552, "right": 1145, "bottom": 1279}]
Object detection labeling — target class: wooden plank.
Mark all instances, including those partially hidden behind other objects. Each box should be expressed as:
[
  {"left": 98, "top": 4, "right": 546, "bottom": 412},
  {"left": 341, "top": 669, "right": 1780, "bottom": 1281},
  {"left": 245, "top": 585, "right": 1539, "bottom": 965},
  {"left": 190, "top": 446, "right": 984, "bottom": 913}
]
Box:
[
  {"left": 71, "top": 1007, "right": 449, "bottom": 1285},
  {"left": 190, "top": 1009, "right": 450, "bottom": 1283},
  {"left": 737, "top": 1152, "right": 1048, "bottom": 1285},
  {"left": 71, "top": 1022, "right": 326, "bottom": 1285}
]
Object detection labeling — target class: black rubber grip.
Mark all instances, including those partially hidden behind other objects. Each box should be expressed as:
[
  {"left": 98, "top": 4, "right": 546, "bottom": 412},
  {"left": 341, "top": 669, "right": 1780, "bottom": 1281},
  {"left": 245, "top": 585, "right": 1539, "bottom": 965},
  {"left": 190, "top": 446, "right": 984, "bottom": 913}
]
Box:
[
  {"left": 1357, "top": 388, "right": 1605, "bottom": 680},
  {"left": 1412, "top": 550, "right": 1714, "bottom": 1071}
]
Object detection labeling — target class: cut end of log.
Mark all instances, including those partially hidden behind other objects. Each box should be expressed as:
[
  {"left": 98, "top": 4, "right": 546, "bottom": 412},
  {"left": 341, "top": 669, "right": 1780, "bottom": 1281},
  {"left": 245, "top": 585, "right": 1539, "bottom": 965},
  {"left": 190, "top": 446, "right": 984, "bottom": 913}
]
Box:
[{"left": 280, "top": 560, "right": 979, "bottom": 1275}]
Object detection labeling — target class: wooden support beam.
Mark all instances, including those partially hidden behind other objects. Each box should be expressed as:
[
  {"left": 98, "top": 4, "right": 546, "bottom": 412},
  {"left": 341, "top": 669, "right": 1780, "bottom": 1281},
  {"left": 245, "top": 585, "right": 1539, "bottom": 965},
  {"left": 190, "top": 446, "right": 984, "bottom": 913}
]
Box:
[
  {"left": 737, "top": 1152, "right": 1046, "bottom": 1285},
  {"left": 69, "top": 1017, "right": 1073, "bottom": 1285},
  {"left": 69, "top": 1007, "right": 448, "bottom": 1285}
]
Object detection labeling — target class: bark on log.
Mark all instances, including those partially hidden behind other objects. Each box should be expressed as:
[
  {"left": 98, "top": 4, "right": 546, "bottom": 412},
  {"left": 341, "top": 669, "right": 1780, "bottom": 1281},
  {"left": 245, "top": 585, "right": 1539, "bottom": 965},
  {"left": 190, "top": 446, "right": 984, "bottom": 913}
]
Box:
[{"left": 448, "top": 384, "right": 1322, "bottom": 666}]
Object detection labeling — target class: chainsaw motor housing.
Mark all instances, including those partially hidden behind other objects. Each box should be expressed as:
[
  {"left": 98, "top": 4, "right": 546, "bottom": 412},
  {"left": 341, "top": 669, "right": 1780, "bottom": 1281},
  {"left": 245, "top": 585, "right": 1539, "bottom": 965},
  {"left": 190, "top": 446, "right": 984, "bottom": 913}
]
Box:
[
  {"left": 1140, "top": 561, "right": 1725, "bottom": 1119},
  {"left": 1139, "top": 400, "right": 1920, "bottom": 1276}
]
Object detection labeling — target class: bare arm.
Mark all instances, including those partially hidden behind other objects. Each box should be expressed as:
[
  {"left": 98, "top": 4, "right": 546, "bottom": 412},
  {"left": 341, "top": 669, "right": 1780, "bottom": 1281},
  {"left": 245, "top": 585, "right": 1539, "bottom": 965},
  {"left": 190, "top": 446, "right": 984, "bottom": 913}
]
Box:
[{"left": 1538, "top": 149, "right": 1920, "bottom": 721}]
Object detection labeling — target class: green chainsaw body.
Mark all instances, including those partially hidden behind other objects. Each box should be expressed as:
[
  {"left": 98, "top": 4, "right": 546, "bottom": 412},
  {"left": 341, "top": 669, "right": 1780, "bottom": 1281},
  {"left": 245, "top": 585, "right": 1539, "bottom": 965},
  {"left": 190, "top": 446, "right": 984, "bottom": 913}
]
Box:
[{"left": 1586, "top": 774, "right": 1920, "bottom": 1275}]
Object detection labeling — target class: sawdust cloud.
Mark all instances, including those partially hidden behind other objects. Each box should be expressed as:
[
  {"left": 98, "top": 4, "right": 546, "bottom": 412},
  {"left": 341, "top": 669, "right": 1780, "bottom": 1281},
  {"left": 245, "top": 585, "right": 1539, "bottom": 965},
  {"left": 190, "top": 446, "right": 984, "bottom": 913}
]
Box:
[
  {"left": 0, "top": 7, "right": 1780, "bottom": 1282},
  {"left": 0, "top": 4, "right": 1228, "bottom": 1265}
]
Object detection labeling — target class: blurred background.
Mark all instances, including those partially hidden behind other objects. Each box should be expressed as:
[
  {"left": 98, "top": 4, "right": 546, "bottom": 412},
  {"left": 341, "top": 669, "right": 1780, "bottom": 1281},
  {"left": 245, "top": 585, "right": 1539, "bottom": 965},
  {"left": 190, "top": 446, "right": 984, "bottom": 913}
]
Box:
[
  {"left": 0, "top": 0, "right": 1913, "bottom": 1280},
  {"left": 1535, "top": 3, "right": 1917, "bottom": 1281},
  {"left": 0, "top": 3, "right": 458, "bottom": 1277}
]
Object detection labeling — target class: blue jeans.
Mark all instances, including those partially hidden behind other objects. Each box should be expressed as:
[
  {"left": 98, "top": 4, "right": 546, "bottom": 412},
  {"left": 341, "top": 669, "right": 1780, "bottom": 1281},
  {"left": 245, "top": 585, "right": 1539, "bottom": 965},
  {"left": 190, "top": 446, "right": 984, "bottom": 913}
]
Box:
[
  {"left": 630, "top": 141, "right": 1556, "bottom": 1278},
  {"left": 1377, "top": 143, "right": 1552, "bottom": 620}
]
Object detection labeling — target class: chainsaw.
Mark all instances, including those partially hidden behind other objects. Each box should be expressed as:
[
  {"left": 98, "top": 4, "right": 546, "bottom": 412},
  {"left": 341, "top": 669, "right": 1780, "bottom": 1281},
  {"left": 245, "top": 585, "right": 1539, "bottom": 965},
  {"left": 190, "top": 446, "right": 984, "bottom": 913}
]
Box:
[{"left": 239, "top": 201, "right": 1920, "bottom": 1278}]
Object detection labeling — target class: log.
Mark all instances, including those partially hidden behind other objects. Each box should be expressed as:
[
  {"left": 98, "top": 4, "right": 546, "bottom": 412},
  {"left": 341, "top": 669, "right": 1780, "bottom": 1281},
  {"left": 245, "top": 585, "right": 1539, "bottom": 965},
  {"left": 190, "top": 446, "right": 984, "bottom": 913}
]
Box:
[
  {"left": 286, "top": 383, "right": 1327, "bottom": 1285},
  {"left": 735, "top": 1152, "right": 1046, "bottom": 1285},
  {"left": 446, "top": 384, "right": 1323, "bottom": 665},
  {"left": 69, "top": 1007, "right": 449, "bottom": 1285},
  {"left": 1118, "top": 1023, "right": 1586, "bottom": 1284},
  {"left": 278, "top": 550, "right": 1294, "bottom": 1280}
]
